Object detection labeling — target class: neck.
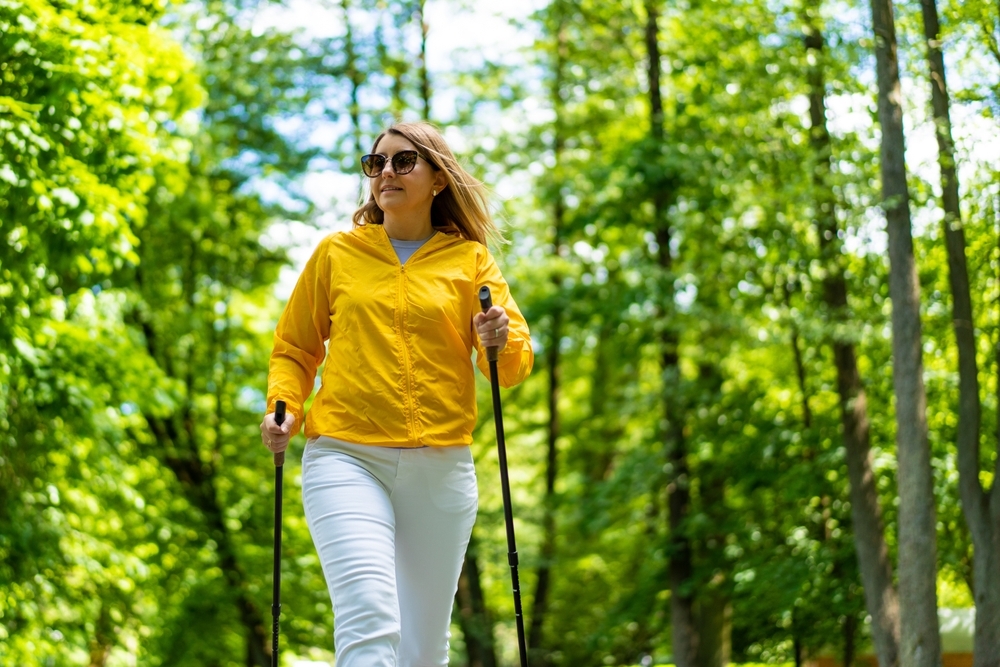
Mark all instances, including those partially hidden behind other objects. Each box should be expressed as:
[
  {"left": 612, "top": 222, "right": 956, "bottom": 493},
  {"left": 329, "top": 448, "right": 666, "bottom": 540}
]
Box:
[{"left": 383, "top": 214, "right": 434, "bottom": 241}]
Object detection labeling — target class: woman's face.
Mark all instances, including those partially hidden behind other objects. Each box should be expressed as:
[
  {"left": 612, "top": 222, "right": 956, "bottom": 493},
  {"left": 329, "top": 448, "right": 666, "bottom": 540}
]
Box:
[{"left": 369, "top": 133, "right": 446, "bottom": 220}]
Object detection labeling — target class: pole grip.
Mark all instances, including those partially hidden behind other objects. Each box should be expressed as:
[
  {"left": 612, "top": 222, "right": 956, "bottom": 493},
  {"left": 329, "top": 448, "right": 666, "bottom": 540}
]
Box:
[
  {"left": 478, "top": 286, "right": 499, "bottom": 362},
  {"left": 478, "top": 285, "right": 493, "bottom": 312},
  {"left": 273, "top": 400, "right": 286, "bottom": 467}
]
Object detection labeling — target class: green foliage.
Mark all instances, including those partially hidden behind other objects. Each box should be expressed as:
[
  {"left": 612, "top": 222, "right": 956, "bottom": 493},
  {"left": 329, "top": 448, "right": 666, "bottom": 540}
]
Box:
[
  {"left": 3, "top": 0, "right": 997, "bottom": 663},
  {"left": 0, "top": 0, "right": 327, "bottom": 662},
  {"left": 0, "top": 0, "right": 199, "bottom": 327}
]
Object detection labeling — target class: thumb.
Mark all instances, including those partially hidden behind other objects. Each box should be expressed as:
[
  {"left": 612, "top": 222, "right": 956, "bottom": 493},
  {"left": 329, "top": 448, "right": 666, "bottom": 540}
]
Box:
[{"left": 281, "top": 413, "right": 296, "bottom": 434}]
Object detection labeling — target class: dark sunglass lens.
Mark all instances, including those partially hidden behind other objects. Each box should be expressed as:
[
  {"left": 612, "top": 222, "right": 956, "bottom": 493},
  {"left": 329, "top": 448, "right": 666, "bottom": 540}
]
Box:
[
  {"left": 393, "top": 151, "right": 418, "bottom": 174},
  {"left": 361, "top": 154, "right": 386, "bottom": 177}
]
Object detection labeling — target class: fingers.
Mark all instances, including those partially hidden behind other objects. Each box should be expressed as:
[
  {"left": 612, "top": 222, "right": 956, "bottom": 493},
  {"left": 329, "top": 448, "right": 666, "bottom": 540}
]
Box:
[
  {"left": 475, "top": 306, "right": 509, "bottom": 349},
  {"left": 261, "top": 411, "right": 296, "bottom": 453},
  {"left": 474, "top": 306, "right": 508, "bottom": 330},
  {"left": 262, "top": 411, "right": 296, "bottom": 435},
  {"left": 261, "top": 430, "right": 289, "bottom": 453}
]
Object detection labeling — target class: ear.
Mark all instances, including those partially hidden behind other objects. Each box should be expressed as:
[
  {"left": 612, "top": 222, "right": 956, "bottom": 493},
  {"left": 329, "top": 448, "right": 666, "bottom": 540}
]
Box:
[{"left": 432, "top": 172, "right": 448, "bottom": 196}]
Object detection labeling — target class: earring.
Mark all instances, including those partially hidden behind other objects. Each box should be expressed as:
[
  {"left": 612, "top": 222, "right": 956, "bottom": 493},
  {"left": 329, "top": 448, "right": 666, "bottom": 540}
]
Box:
[{"left": 432, "top": 190, "right": 438, "bottom": 196}]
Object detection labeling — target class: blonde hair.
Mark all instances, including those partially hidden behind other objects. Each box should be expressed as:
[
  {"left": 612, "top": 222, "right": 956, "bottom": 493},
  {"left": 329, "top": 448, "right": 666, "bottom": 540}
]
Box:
[{"left": 351, "top": 121, "right": 503, "bottom": 247}]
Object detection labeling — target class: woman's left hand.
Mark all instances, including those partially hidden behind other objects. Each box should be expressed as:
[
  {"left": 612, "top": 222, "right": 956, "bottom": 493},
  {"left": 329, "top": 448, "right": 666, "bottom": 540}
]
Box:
[
  {"left": 474, "top": 305, "right": 509, "bottom": 351},
  {"left": 260, "top": 411, "right": 296, "bottom": 455}
]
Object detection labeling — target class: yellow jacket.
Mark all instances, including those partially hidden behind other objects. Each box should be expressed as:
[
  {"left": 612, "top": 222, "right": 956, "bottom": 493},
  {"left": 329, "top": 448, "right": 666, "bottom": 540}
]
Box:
[{"left": 266, "top": 224, "right": 534, "bottom": 447}]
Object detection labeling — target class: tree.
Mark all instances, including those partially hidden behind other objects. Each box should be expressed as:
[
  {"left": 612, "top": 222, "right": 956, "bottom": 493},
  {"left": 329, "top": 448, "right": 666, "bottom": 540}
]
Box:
[
  {"left": 867, "top": 0, "right": 943, "bottom": 664},
  {"left": 640, "top": 2, "right": 698, "bottom": 663},
  {"left": 802, "top": 2, "right": 902, "bottom": 666},
  {"left": 526, "top": 2, "right": 569, "bottom": 665},
  {"left": 919, "top": 0, "right": 1000, "bottom": 663}
]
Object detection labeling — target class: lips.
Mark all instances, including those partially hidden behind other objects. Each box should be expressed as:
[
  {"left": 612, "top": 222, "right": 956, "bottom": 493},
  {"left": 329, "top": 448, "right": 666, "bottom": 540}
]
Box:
[{"left": 381, "top": 186, "right": 402, "bottom": 192}]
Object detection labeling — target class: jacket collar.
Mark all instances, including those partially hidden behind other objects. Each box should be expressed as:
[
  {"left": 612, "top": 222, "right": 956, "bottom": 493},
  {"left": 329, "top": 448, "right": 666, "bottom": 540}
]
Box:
[{"left": 363, "top": 223, "right": 459, "bottom": 260}]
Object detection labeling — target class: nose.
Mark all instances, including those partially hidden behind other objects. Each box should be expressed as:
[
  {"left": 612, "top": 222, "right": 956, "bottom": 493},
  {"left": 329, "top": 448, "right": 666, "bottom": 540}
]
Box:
[{"left": 379, "top": 159, "right": 396, "bottom": 178}]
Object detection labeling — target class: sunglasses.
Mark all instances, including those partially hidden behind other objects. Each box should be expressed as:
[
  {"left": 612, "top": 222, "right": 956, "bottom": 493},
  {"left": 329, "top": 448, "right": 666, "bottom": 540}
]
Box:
[{"left": 360, "top": 150, "right": 431, "bottom": 178}]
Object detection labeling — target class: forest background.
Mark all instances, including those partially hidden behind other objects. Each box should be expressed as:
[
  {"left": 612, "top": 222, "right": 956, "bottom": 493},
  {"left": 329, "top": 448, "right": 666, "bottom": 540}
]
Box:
[{"left": 2, "top": 0, "right": 1000, "bottom": 665}]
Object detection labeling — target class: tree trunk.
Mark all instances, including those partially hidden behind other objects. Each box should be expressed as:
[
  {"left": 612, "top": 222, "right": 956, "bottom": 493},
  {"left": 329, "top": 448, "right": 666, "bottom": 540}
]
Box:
[
  {"left": 970, "top": 534, "right": 1000, "bottom": 667},
  {"left": 456, "top": 533, "right": 498, "bottom": 667},
  {"left": 782, "top": 283, "right": 812, "bottom": 428},
  {"left": 835, "top": 343, "right": 901, "bottom": 667},
  {"left": 694, "top": 584, "right": 730, "bottom": 667},
  {"left": 87, "top": 600, "right": 113, "bottom": 667},
  {"left": 843, "top": 614, "right": 857, "bottom": 667},
  {"left": 868, "top": 0, "right": 943, "bottom": 664},
  {"left": 801, "top": 5, "right": 902, "bottom": 667},
  {"left": 918, "top": 1, "right": 1000, "bottom": 664},
  {"left": 694, "top": 377, "right": 730, "bottom": 667},
  {"left": 667, "top": 405, "right": 697, "bottom": 667},
  {"left": 644, "top": 2, "right": 698, "bottom": 664},
  {"left": 793, "top": 627, "right": 804, "bottom": 667}
]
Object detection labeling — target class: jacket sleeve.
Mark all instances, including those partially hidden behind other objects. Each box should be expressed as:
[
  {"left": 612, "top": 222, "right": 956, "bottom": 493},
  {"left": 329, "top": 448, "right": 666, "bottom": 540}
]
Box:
[
  {"left": 266, "top": 235, "right": 334, "bottom": 431},
  {"left": 473, "top": 247, "right": 534, "bottom": 388}
]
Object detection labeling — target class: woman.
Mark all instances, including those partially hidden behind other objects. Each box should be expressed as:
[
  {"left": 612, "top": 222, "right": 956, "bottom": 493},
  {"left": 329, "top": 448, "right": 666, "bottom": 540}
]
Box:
[{"left": 260, "top": 121, "right": 533, "bottom": 667}]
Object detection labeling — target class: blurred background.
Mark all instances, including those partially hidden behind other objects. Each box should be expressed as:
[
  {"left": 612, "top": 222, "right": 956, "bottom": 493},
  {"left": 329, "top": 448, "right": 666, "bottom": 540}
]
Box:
[{"left": 1, "top": 0, "right": 998, "bottom": 665}]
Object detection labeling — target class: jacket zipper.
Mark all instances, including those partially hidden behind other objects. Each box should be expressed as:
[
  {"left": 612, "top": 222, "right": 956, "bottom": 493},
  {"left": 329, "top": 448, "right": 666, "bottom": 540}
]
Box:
[{"left": 397, "top": 266, "right": 418, "bottom": 442}]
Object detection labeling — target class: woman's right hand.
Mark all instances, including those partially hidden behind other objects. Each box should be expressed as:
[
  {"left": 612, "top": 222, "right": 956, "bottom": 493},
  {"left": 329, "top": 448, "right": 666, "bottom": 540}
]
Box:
[{"left": 260, "top": 411, "right": 296, "bottom": 454}]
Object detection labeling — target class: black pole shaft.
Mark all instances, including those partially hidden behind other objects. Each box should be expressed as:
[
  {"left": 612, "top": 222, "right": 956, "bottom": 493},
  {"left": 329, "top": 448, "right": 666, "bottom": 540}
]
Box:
[
  {"left": 272, "top": 400, "right": 286, "bottom": 667},
  {"left": 478, "top": 286, "right": 529, "bottom": 667},
  {"left": 272, "top": 465, "right": 283, "bottom": 666},
  {"left": 489, "top": 357, "right": 529, "bottom": 667}
]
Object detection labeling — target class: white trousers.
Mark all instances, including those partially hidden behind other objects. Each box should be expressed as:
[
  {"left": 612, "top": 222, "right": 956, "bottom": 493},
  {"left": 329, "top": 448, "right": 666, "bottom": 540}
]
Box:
[{"left": 301, "top": 437, "right": 479, "bottom": 667}]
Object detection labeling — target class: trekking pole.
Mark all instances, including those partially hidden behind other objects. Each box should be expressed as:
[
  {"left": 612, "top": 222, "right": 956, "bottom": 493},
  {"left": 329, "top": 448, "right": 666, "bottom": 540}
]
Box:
[
  {"left": 478, "top": 286, "right": 529, "bottom": 667},
  {"left": 271, "top": 400, "right": 286, "bottom": 667}
]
